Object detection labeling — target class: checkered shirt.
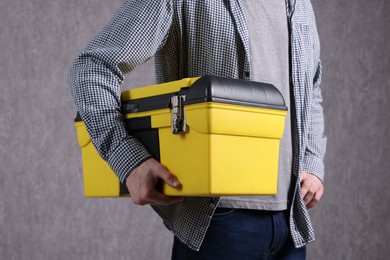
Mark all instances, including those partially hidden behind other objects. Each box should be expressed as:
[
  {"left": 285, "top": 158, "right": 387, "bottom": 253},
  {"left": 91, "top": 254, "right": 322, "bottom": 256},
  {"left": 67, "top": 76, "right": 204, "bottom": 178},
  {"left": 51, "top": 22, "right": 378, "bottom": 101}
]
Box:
[{"left": 68, "top": 0, "right": 327, "bottom": 251}]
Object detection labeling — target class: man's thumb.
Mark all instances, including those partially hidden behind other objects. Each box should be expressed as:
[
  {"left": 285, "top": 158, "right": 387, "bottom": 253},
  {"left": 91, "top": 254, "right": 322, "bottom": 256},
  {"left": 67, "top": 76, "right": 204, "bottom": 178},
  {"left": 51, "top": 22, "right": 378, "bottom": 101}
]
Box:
[{"left": 158, "top": 169, "right": 182, "bottom": 189}]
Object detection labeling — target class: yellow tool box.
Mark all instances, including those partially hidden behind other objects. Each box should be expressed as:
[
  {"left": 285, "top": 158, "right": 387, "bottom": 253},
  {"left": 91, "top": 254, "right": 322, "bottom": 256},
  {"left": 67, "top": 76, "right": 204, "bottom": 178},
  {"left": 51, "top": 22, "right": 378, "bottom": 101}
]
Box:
[{"left": 75, "top": 75, "right": 287, "bottom": 197}]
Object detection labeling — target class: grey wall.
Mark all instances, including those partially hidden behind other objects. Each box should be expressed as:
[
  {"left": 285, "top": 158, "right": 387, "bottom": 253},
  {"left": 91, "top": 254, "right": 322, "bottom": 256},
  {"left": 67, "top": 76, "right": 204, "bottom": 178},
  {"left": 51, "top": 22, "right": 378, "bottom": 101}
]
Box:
[
  {"left": 0, "top": 0, "right": 389, "bottom": 259},
  {"left": 310, "top": 0, "right": 390, "bottom": 258}
]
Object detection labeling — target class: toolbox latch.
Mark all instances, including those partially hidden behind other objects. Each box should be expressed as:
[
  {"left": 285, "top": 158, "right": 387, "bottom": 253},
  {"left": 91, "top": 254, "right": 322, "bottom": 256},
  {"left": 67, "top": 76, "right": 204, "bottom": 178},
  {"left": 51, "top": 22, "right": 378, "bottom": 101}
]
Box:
[{"left": 170, "top": 95, "right": 187, "bottom": 134}]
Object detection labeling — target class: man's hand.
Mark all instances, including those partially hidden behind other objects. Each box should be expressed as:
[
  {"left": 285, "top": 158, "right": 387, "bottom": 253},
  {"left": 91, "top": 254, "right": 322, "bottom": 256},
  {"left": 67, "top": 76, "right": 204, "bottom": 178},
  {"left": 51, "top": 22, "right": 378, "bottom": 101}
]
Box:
[
  {"left": 300, "top": 171, "right": 324, "bottom": 209},
  {"left": 126, "top": 158, "right": 184, "bottom": 206}
]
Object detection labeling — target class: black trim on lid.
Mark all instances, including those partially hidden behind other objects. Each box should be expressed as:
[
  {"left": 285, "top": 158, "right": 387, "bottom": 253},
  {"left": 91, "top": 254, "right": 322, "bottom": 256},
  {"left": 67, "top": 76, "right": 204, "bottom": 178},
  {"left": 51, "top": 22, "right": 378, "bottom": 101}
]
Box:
[
  {"left": 121, "top": 93, "right": 176, "bottom": 114},
  {"left": 74, "top": 112, "right": 82, "bottom": 122}
]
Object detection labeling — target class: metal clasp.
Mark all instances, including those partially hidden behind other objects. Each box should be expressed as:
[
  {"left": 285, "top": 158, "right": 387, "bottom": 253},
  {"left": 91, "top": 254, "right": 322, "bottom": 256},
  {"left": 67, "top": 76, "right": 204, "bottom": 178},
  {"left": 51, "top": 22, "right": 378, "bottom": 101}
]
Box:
[{"left": 170, "top": 95, "right": 187, "bottom": 134}]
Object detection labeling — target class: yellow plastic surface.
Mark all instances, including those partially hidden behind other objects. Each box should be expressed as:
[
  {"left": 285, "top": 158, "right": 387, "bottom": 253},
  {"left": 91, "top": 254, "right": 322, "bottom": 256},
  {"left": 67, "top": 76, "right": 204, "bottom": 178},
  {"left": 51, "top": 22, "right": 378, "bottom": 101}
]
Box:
[
  {"left": 76, "top": 77, "right": 287, "bottom": 197},
  {"left": 75, "top": 121, "right": 121, "bottom": 197},
  {"left": 154, "top": 103, "right": 285, "bottom": 195}
]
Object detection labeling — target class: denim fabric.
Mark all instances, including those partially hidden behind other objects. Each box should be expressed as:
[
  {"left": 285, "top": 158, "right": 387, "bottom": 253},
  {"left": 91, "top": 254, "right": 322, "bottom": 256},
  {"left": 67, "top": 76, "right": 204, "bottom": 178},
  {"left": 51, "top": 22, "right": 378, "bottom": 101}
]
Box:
[{"left": 172, "top": 208, "right": 306, "bottom": 260}]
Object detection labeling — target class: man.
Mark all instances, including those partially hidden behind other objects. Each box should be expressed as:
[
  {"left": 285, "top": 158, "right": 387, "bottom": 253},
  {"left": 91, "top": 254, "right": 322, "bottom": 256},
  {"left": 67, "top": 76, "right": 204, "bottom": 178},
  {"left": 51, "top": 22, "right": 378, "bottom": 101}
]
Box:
[{"left": 69, "top": 0, "right": 326, "bottom": 259}]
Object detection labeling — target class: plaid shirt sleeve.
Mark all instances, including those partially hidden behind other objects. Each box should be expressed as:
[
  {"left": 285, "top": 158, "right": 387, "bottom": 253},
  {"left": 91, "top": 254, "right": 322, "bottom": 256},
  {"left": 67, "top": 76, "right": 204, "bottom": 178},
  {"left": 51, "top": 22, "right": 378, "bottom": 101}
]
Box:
[
  {"left": 68, "top": 1, "right": 173, "bottom": 182},
  {"left": 297, "top": 0, "right": 327, "bottom": 182},
  {"left": 302, "top": 59, "right": 327, "bottom": 182}
]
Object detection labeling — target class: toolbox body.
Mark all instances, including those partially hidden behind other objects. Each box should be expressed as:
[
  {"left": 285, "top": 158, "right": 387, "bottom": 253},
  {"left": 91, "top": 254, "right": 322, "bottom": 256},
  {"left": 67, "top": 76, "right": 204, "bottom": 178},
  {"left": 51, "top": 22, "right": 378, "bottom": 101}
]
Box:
[{"left": 75, "top": 75, "right": 287, "bottom": 197}]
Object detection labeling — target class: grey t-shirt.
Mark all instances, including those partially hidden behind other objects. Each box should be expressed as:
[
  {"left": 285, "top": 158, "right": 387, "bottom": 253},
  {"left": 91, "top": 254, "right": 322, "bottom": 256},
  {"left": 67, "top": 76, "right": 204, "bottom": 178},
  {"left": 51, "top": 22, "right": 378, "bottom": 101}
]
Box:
[{"left": 218, "top": 0, "right": 292, "bottom": 210}]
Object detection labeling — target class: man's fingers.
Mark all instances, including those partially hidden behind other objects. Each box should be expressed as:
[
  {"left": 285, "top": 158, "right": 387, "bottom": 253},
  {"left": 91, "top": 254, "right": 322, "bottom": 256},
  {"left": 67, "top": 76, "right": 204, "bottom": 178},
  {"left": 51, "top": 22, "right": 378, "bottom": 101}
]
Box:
[
  {"left": 302, "top": 187, "right": 315, "bottom": 205},
  {"left": 306, "top": 187, "right": 324, "bottom": 209},
  {"left": 300, "top": 171, "right": 325, "bottom": 209},
  {"left": 131, "top": 188, "right": 183, "bottom": 206},
  {"left": 300, "top": 184, "right": 309, "bottom": 201},
  {"left": 144, "top": 158, "right": 182, "bottom": 189},
  {"left": 126, "top": 158, "right": 184, "bottom": 206},
  {"left": 148, "top": 189, "right": 184, "bottom": 205},
  {"left": 155, "top": 166, "right": 182, "bottom": 190}
]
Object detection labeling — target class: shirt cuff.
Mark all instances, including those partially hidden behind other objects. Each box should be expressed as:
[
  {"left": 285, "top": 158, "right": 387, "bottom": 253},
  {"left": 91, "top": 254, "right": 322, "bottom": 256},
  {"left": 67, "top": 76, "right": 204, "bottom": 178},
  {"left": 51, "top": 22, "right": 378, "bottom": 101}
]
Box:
[
  {"left": 107, "top": 137, "right": 152, "bottom": 183},
  {"left": 301, "top": 153, "right": 325, "bottom": 182}
]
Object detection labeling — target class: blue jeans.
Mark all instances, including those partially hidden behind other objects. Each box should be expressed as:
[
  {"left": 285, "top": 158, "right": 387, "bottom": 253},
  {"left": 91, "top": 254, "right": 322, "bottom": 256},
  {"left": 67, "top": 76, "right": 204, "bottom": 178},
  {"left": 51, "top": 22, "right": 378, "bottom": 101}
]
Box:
[{"left": 172, "top": 208, "right": 306, "bottom": 260}]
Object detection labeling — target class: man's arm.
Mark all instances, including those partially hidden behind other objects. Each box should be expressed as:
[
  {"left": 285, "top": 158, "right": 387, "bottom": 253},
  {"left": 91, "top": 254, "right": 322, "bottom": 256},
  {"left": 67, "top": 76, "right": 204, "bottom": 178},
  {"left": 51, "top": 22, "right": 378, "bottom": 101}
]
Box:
[
  {"left": 302, "top": 60, "right": 327, "bottom": 181},
  {"left": 68, "top": 1, "right": 181, "bottom": 204},
  {"left": 300, "top": 60, "right": 327, "bottom": 209}
]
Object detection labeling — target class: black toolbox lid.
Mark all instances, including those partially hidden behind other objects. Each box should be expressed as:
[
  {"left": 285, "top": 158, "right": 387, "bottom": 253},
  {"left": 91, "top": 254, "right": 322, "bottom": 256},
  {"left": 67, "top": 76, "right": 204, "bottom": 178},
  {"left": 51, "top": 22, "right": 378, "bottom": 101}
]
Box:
[
  {"left": 182, "top": 75, "right": 287, "bottom": 110},
  {"left": 121, "top": 75, "right": 287, "bottom": 113}
]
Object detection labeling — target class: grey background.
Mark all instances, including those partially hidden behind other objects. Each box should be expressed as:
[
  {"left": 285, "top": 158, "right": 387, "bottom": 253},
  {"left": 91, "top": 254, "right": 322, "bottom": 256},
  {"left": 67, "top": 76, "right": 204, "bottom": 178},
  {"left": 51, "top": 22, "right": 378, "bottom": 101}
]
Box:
[{"left": 0, "top": 0, "right": 389, "bottom": 259}]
